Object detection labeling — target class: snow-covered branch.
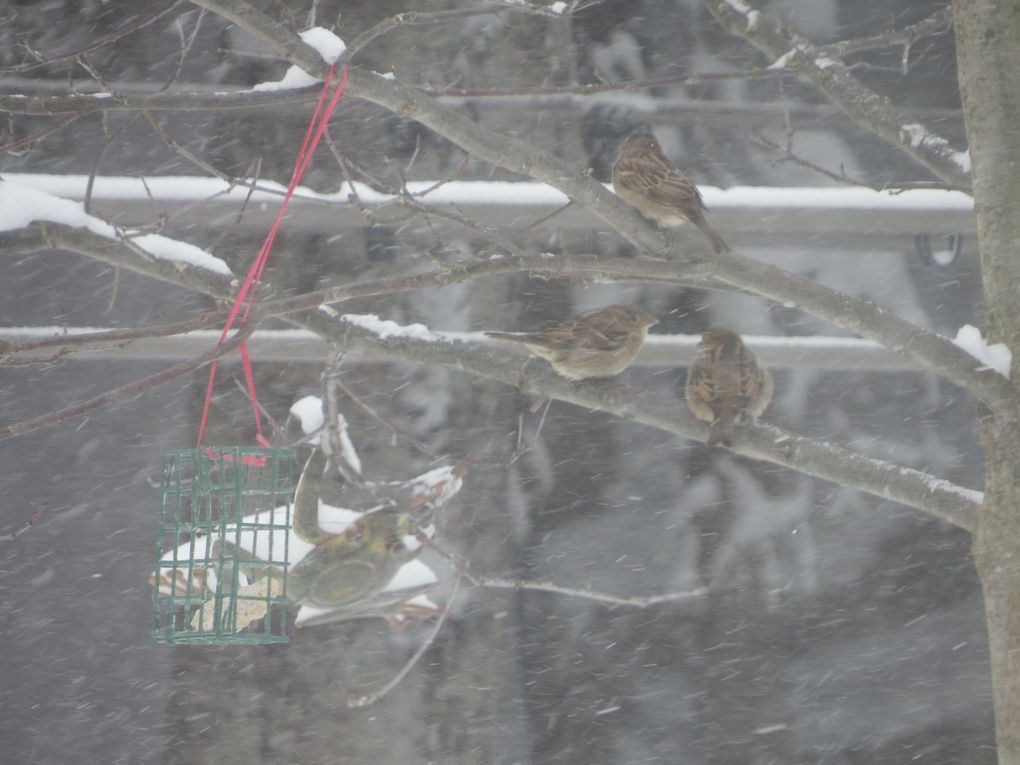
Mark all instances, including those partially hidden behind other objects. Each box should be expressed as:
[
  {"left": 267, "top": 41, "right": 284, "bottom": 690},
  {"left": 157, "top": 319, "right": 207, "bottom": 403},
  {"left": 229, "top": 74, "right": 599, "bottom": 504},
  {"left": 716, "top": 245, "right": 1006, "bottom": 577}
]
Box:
[
  {"left": 323, "top": 314, "right": 982, "bottom": 533},
  {"left": 704, "top": 0, "right": 970, "bottom": 189},
  {"left": 176, "top": 2, "right": 1003, "bottom": 409},
  {"left": 0, "top": 219, "right": 235, "bottom": 298}
]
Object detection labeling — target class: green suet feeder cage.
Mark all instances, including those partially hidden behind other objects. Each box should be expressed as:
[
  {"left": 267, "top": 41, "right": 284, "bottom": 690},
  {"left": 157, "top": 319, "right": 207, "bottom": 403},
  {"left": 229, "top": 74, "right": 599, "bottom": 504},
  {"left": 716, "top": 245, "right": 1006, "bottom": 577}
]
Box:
[{"left": 153, "top": 447, "right": 297, "bottom": 645}]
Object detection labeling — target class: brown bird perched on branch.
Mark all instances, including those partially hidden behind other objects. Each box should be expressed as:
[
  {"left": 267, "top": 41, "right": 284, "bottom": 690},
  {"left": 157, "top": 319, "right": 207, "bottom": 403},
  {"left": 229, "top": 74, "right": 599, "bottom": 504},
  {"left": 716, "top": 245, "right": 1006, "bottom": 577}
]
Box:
[
  {"left": 484, "top": 304, "right": 658, "bottom": 381},
  {"left": 612, "top": 132, "right": 729, "bottom": 253},
  {"left": 685, "top": 327, "right": 773, "bottom": 446}
]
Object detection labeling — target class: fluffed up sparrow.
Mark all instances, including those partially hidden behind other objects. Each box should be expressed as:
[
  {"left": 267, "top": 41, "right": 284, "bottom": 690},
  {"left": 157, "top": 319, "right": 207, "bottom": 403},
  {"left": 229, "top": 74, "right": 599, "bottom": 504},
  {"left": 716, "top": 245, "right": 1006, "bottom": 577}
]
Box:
[
  {"left": 485, "top": 304, "right": 658, "bottom": 381},
  {"left": 685, "top": 326, "right": 773, "bottom": 446},
  {"left": 612, "top": 132, "right": 729, "bottom": 253}
]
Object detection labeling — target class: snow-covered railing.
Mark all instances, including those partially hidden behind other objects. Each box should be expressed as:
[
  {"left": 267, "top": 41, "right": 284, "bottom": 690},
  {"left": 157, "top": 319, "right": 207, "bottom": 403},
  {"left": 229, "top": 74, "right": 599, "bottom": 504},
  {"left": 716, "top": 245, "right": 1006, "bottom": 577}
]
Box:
[
  {"left": 0, "top": 326, "right": 957, "bottom": 370},
  {"left": 3, "top": 174, "right": 975, "bottom": 245}
]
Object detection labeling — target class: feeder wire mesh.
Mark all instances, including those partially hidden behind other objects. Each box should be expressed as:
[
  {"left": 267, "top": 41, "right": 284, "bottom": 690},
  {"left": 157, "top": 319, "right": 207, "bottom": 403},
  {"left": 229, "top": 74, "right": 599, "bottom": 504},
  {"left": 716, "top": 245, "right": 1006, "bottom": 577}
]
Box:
[{"left": 152, "top": 447, "right": 296, "bottom": 645}]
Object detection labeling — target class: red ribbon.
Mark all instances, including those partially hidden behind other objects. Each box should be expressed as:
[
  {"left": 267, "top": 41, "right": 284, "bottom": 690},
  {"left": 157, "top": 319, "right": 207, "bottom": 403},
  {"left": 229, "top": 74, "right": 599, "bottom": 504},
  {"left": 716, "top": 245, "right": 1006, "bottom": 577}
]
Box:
[{"left": 196, "top": 64, "right": 350, "bottom": 451}]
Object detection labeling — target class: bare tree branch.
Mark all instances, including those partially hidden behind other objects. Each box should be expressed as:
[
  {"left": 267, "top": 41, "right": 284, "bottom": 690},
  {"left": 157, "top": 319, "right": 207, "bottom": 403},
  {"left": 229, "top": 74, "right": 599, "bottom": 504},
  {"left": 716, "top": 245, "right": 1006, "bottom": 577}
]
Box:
[
  {"left": 0, "top": 313, "right": 227, "bottom": 363},
  {"left": 821, "top": 5, "right": 954, "bottom": 58},
  {"left": 0, "top": 87, "right": 322, "bottom": 116},
  {"left": 319, "top": 315, "right": 982, "bottom": 533},
  {"left": 175, "top": 2, "right": 995, "bottom": 409},
  {"left": 1, "top": 2, "right": 186, "bottom": 74},
  {"left": 0, "top": 221, "right": 236, "bottom": 297},
  {"left": 0, "top": 215, "right": 985, "bottom": 531},
  {"left": 703, "top": 0, "right": 970, "bottom": 189},
  {"left": 0, "top": 322, "right": 257, "bottom": 443},
  {"left": 2, "top": 194, "right": 1011, "bottom": 417},
  {"left": 0, "top": 502, "right": 47, "bottom": 542}
]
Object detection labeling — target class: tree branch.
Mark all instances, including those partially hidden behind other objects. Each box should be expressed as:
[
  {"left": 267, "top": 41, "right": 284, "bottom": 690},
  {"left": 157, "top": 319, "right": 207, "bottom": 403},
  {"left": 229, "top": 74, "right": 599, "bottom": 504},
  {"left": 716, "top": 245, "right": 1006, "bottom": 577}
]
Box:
[
  {"left": 321, "top": 314, "right": 982, "bottom": 534},
  {"left": 820, "top": 5, "right": 954, "bottom": 59},
  {"left": 0, "top": 321, "right": 257, "bottom": 442},
  {"left": 178, "top": 2, "right": 994, "bottom": 408},
  {"left": 703, "top": 0, "right": 970, "bottom": 189},
  {"left": 0, "top": 221, "right": 236, "bottom": 297}
]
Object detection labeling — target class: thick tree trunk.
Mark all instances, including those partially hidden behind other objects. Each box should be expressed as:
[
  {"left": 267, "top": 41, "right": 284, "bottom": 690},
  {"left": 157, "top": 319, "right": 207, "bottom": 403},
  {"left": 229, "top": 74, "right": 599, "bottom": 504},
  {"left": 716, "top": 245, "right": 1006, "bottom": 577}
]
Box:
[{"left": 952, "top": 1, "right": 1020, "bottom": 762}]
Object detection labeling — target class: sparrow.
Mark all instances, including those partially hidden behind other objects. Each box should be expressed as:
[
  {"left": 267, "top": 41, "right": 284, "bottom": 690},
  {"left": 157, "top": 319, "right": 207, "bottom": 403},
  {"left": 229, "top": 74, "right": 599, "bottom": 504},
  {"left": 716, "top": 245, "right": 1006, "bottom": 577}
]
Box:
[
  {"left": 484, "top": 304, "right": 658, "bottom": 380},
  {"left": 684, "top": 327, "right": 773, "bottom": 447},
  {"left": 612, "top": 132, "right": 729, "bottom": 253}
]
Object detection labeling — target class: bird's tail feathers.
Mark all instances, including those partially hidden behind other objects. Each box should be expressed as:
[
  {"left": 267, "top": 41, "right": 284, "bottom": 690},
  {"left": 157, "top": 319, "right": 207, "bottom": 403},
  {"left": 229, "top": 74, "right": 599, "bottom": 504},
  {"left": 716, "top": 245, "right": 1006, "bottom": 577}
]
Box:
[{"left": 696, "top": 221, "right": 729, "bottom": 253}]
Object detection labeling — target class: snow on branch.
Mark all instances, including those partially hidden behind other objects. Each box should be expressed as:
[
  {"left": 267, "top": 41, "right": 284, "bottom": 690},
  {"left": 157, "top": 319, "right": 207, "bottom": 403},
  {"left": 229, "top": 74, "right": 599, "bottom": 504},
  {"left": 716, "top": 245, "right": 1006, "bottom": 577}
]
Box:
[
  {"left": 327, "top": 313, "right": 982, "bottom": 533},
  {"left": 0, "top": 181, "right": 230, "bottom": 275},
  {"left": 952, "top": 325, "right": 1012, "bottom": 378},
  {"left": 250, "top": 27, "right": 347, "bottom": 92}
]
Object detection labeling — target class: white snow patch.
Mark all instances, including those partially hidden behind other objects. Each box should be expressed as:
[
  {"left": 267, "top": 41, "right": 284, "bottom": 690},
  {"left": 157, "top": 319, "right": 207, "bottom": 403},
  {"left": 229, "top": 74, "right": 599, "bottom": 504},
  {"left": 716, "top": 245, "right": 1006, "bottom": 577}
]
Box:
[
  {"left": 901, "top": 124, "right": 970, "bottom": 174},
  {"left": 249, "top": 28, "right": 347, "bottom": 90},
  {"left": 917, "top": 473, "right": 983, "bottom": 506},
  {"left": 0, "top": 181, "right": 230, "bottom": 275},
  {"left": 549, "top": 1, "right": 567, "bottom": 14},
  {"left": 251, "top": 65, "right": 320, "bottom": 92},
  {"left": 723, "top": 0, "right": 753, "bottom": 14},
  {"left": 298, "top": 27, "right": 347, "bottom": 63},
  {"left": 768, "top": 49, "right": 796, "bottom": 70},
  {"left": 815, "top": 56, "right": 837, "bottom": 69},
  {"left": 289, "top": 395, "right": 325, "bottom": 437},
  {"left": 342, "top": 313, "right": 447, "bottom": 343},
  {"left": 374, "top": 71, "right": 396, "bottom": 80},
  {"left": 336, "top": 417, "right": 362, "bottom": 474},
  {"left": 378, "top": 558, "right": 438, "bottom": 592},
  {"left": 951, "top": 324, "right": 1011, "bottom": 378}
]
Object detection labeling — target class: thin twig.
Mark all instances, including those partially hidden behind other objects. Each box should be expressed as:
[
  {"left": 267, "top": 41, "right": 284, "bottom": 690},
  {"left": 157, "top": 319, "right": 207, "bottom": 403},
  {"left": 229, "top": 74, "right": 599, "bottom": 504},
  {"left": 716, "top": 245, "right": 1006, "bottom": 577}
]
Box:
[
  {"left": 820, "top": 5, "right": 953, "bottom": 58},
  {"left": 346, "top": 574, "right": 462, "bottom": 709},
  {"left": 427, "top": 539, "right": 708, "bottom": 609},
  {"left": 0, "top": 502, "right": 47, "bottom": 542},
  {"left": 331, "top": 375, "right": 446, "bottom": 462},
  {"left": 1, "top": 2, "right": 185, "bottom": 74},
  {"left": 418, "top": 69, "right": 792, "bottom": 99},
  {"left": 162, "top": 8, "right": 207, "bottom": 92},
  {"left": 0, "top": 322, "right": 257, "bottom": 442},
  {"left": 0, "top": 114, "right": 82, "bottom": 155},
  {"left": 0, "top": 312, "right": 228, "bottom": 360},
  {"left": 751, "top": 132, "right": 969, "bottom": 192}
]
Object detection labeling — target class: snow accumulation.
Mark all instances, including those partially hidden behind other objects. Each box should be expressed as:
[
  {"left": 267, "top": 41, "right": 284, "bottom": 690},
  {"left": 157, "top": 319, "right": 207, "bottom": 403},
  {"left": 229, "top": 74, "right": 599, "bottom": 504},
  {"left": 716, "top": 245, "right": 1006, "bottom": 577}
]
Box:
[
  {"left": 289, "top": 395, "right": 326, "bottom": 437},
  {"left": 951, "top": 325, "right": 1011, "bottom": 378},
  {"left": 287, "top": 395, "right": 362, "bottom": 471},
  {"left": 900, "top": 124, "right": 971, "bottom": 174},
  {"left": 298, "top": 27, "right": 347, "bottom": 63},
  {"left": 0, "top": 180, "right": 231, "bottom": 275},
  {"left": 342, "top": 313, "right": 449, "bottom": 343},
  {"left": 723, "top": 0, "right": 754, "bottom": 15},
  {"left": 3, "top": 174, "right": 974, "bottom": 211},
  {"left": 918, "top": 474, "right": 984, "bottom": 506},
  {"left": 251, "top": 66, "right": 319, "bottom": 92},
  {"left": 767, "top": 47, "right": 799, "bottom": 70},
  {"left": 250, "top": 28, "right": 347, "bottom": 91}
]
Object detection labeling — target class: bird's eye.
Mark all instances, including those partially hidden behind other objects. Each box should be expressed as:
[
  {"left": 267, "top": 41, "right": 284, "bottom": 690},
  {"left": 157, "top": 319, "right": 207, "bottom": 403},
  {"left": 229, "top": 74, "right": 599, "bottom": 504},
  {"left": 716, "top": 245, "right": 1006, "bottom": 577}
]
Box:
[
  {"left": 347, "top": 528, "right": 364, "bottom": 544},
  {"left": 386, "top": 536, "right": 404, "bottom": 554}
]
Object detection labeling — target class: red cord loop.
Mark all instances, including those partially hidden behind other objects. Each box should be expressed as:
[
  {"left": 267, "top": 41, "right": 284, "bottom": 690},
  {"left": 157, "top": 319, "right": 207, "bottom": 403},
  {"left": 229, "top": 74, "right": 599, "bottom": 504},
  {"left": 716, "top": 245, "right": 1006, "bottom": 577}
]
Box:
[{"left": 196, "top": 64, "right": 349, "bottom": 449}]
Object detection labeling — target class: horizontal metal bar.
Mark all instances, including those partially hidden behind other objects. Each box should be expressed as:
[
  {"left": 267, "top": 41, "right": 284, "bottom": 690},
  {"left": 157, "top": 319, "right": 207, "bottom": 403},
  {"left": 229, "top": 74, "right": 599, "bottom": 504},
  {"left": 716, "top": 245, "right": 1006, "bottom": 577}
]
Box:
[{"left": 0, "top": 328, "right": 925, "bottom": 370}]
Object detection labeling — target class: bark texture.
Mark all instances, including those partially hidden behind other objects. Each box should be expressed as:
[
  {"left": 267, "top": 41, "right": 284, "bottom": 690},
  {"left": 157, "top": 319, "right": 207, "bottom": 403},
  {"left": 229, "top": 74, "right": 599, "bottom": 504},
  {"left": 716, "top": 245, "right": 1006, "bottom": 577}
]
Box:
[{"left": 953, "top": 0, "right": 1020, "bottom": 761}]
